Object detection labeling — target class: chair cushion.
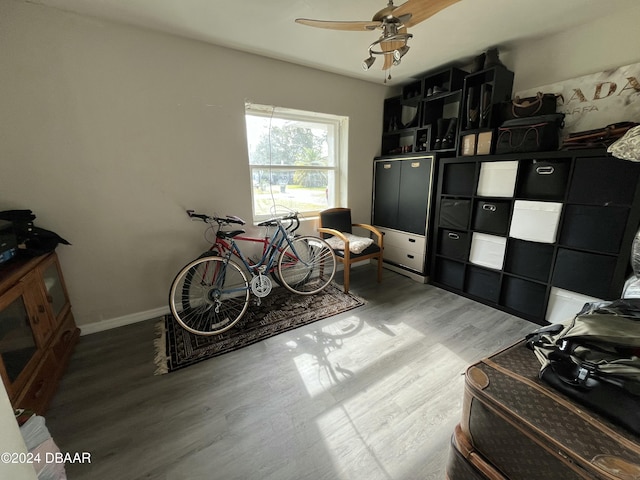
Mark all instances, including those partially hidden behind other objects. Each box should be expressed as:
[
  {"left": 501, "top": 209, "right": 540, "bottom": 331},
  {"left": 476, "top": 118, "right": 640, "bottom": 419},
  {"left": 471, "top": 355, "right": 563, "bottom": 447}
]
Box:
[
  {"left": 333, "top": 242, "right": 381, "bottom": 258},
  {"left": 325, "top": 234, "right": 375, "bottom": 254}
]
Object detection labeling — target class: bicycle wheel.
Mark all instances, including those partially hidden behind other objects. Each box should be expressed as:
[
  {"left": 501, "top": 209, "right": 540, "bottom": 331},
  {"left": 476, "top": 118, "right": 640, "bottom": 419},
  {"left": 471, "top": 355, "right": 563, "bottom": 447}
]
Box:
[
  {"left": 169, "top": 256, "right": 249, "bottom": 336},
  {"left": 277, "top": 236, "right": 336, "bottom": 295}
]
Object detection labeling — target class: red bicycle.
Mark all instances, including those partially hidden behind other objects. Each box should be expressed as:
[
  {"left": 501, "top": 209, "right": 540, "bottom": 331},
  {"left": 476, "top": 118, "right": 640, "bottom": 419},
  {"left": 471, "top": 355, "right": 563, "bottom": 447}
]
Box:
[{"left": 168, "top": 210, "right": 337, "bottom": 335}]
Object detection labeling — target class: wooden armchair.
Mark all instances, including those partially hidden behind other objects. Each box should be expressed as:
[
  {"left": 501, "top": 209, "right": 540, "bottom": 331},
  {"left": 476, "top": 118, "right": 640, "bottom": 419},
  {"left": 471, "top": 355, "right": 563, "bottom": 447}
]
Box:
[{"left": 318, "top": 208, "right": 383, "bottom": 293}]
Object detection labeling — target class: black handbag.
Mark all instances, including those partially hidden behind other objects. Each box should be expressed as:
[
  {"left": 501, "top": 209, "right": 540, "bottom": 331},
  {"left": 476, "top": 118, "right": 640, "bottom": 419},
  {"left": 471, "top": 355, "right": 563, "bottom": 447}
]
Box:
[
  {"left": 495, "top": 113, "right": 565, "bottom": 154},
  {"left": 527, "top": 299, "right": 640, "bottom": 436},
  {"left": 502, "top": 92, "right": 559, "bottom": 120}
]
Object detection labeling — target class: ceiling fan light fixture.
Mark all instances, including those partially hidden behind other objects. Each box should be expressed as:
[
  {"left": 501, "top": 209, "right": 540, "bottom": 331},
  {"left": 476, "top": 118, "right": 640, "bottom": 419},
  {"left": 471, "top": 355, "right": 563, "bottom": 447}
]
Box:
[
  {"left": 393, "top": 45, "right": 410, "bottom": 61},
  {"left": 362, "top": 56, "right": 376, "bottom": 70}
]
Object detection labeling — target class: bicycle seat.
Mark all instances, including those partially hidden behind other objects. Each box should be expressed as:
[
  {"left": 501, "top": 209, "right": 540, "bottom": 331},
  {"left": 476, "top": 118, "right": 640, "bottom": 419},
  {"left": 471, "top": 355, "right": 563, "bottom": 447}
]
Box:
[{"left": 216, "top": 230, "right": 245, "bottom": 239}]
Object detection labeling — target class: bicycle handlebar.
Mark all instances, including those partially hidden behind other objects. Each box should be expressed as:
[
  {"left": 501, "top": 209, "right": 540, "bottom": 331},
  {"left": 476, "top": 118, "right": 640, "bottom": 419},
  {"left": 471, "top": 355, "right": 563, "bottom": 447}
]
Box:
[
  {"left": 186, "top": 209, "right": 299, "bottom": 232},
  {"left": 186, "top": 210, "right": 246, "bottom": 225}
]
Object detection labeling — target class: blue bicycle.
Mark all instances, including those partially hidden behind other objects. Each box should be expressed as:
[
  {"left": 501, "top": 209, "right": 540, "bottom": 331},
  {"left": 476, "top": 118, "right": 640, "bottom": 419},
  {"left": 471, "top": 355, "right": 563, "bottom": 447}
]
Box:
[{"left": 169, "top": 211, "right": 337, "bottom": 336}]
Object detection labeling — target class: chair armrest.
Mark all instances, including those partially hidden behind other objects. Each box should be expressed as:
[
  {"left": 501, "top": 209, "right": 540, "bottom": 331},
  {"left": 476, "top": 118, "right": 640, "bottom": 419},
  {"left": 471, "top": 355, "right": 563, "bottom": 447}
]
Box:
[
  {"left": 317, "top": 227, "right": 350, "bottom": 248},
  {"left": 352, "top": 223, "right": 383, "bottom": 247}
]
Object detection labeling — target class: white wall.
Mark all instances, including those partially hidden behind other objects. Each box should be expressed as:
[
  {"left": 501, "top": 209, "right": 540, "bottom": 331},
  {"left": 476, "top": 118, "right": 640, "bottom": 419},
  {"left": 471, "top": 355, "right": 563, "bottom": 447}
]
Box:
[
  {"left": 2, "top": 1, "right": 640, "bottom": 331},
  {"left": 508, "top": 3, "right": 640, "bottom": 92},
  {"left": 0, "top": 0, "right": 387, "bottom": 328}
]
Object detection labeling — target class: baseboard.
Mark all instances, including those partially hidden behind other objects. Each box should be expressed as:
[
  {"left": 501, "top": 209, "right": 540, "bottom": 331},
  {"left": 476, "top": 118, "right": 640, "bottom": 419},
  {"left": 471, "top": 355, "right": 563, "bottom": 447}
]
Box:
[
  {"left": 79, "top": 306, "right": 170, "bottom": 336},
  {"left": 80, "top": 261, "right": 360, "bottom": 336},
  {"left": 381, "top": 262, "right": 428, "bottom": 283}
]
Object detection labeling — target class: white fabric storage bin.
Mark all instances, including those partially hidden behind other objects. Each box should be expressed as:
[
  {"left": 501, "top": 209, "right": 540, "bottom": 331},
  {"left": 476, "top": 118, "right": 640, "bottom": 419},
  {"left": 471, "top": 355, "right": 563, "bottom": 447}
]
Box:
[
  {"left": 469, "top": 232, "right": 506, "bottom": 270},
  {"left": 509, "top": 200, "right": 562, "bottom": 243},
  {"left": 476, "top": 161, "right": 519, "bottom": 197},
  {"left": 545, "top": 287, "right": 602, "bottom": 323}
]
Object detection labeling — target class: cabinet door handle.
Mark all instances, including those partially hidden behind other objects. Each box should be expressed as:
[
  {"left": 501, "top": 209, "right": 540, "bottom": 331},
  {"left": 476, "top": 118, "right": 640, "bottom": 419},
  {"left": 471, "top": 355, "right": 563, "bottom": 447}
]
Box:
[
  {"left": 448, "top": 232, "right": 460, "bottom": 240},
  {"left": 536, "top": 166, "right": 555, "bottom": 175},
  {"left": 407, "top": 254, "right": 415, "bottom": 259},
  {"left": 408, "top": 238, "right": 416, "bottom": 243},
  {"left": 482, "top": 203, "right": 497, "bottom": 212}
]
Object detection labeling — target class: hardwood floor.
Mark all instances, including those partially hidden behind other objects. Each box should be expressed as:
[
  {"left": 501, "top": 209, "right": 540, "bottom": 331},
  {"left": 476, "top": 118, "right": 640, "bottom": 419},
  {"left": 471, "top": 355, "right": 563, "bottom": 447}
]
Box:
[{"left": 46, "top": 266, "right": 537, "bottom": 480}]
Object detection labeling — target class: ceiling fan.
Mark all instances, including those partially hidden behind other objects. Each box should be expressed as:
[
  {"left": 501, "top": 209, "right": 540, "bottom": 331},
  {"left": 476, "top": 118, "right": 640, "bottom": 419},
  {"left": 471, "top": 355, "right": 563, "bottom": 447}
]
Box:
[{"left": 295, "top": 0, "right": 461, "bottom": 77}]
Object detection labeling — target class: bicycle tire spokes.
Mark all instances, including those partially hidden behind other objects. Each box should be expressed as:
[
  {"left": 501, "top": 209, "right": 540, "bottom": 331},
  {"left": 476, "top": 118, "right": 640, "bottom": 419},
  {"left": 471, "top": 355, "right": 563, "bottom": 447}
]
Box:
[
  {"left": 278, "top": 236, "right": 336, "bottom": 294},
  {"left": 170, "top": 257, "right": 249, "bottom": 336}
]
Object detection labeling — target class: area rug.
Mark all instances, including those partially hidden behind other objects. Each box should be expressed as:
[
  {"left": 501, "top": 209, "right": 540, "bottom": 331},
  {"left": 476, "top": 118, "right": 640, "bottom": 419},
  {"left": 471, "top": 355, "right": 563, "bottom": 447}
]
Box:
[{"left": 154, "top": 283, "right": 365, "bottom": 374}]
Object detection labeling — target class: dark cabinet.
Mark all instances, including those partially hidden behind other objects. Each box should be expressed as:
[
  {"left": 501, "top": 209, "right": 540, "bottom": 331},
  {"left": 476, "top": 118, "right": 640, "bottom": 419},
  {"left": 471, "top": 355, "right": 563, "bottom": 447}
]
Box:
[
  {"left": 374, "top": 156, "right": 433, "bottom": 235},
  {"left": 430, "top": 149, "right": 640, "bottom": 325},
  {"left": 373, "top": 155, "right": 435, "bottom": 278}
]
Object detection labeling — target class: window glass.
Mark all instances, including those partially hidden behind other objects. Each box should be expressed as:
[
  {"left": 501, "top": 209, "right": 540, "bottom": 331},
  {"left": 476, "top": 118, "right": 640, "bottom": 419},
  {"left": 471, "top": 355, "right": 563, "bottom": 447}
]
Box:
[{"left": 245, "top": 104, "right": 347, "bottom": 220}]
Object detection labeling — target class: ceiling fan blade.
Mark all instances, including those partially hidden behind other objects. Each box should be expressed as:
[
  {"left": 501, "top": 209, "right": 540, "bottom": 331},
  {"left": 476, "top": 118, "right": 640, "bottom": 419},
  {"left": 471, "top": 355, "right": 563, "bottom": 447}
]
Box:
[
  {"left": 295, "top": 18, "right": 381, "bottom": 31},
  {"left": 380, "top": 27, "right": 407, "bottom": 70},
  {"left": 393, "top": 0, "right": 460, "bottom": 28}
]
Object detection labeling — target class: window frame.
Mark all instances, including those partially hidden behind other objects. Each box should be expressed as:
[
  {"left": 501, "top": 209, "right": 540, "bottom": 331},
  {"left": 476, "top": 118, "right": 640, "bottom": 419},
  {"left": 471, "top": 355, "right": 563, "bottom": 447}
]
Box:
[{"left": 244, "top": 103, "right": 348, "bottom": 222}]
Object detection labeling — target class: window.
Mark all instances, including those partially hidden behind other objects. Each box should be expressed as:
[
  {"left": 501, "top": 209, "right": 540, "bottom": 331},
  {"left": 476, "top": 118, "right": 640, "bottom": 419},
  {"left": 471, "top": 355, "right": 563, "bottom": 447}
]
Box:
[{"left": 245, "top": 103, "right": 348, "bottom": 221}]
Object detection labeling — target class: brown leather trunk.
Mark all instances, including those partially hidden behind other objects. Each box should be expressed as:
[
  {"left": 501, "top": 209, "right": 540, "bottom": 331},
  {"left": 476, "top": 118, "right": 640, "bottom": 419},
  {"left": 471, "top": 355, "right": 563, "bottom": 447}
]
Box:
[{"left": 450, "top": 340, "right": 640, "bottom": 480}]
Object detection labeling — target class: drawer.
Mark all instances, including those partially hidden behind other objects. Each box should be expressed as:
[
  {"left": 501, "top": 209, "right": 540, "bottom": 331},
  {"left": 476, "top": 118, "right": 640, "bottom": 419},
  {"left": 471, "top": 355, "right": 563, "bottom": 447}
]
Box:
[
  {"left": 465, "top": 266, "right": 501, "bottom": 303},
  {"left": 476, "top": 161, "right": 518, "bottom": 197},
  {"left": 552, "top": 248, "right": 617, "bottom": 299},
  {"left": 439, "top": 199, "right": 471, "bottom": 230},
  {"left": 438, "top": 229, "right": 469, "bottom": 261},
  {"left": 383, "top": 245, "right": 425, "bottom": 272},
  {"left": 472, "top": 200, "right": 511, "bottom": 236},
  {"left": 378, "top": 228, "right": 425, "bottom": 254},
  {"left": 509, "top": 200, "right": 562, "bottom": 244},
  {"left": 545, "top": 287, "right": 601, "bottom": 324},
  {"left": 434, "top": 258, "right": 465, "bottom": 290},
  {"left": 14, "top": 351, "right": 57, "bottom": 413},
  {"left": 559, "top": 204, "right": 629, "bottom": 254},
  {"left": 517, "top": 158, "right": 571, "bottom": 201},
  {"left": 469, "top": 233, "right": 506, "bottom": 270}
]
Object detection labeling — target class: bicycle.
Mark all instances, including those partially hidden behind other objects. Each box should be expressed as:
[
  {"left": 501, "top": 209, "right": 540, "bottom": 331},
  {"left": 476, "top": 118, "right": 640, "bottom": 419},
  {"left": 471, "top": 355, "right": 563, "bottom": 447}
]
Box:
[{"left": 169, "top": 210, "right": 337, "bottom": 336}]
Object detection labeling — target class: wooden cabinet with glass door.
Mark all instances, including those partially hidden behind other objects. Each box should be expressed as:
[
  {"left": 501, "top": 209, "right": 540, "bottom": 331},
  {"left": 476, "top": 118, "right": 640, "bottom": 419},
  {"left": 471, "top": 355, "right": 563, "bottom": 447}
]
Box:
[{"left": 0, "top": 252, "right": 79, "bottom": 414}]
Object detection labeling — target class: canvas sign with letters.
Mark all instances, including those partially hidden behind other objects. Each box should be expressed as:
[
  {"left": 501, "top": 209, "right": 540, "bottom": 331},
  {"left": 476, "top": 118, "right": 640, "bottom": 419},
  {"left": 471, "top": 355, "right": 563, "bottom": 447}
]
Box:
[{"left": 515, "top": 62, "right": 640, "bottom": 135}]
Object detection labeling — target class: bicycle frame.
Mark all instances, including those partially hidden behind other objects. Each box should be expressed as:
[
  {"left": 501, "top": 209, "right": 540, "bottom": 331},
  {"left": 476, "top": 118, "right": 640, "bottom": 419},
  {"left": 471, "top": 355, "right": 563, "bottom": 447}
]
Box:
[{"left": 207, "top": 220, "right": 300, "bottom": 277}]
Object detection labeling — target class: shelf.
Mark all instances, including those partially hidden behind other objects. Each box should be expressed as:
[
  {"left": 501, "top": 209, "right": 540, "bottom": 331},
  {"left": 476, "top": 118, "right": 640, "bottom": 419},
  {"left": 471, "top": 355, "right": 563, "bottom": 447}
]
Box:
[
  {"left": 430, "top": 149, "right": 640, "bottom": 324},
  {"left": 381, "top": 67, "right": 467, "bottom": 158}
]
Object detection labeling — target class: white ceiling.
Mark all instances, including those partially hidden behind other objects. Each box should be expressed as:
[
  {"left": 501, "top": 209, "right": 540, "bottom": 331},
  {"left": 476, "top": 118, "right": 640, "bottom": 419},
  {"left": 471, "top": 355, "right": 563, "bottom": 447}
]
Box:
[{"left": 29, "top": 0, "right": 639, "bottom": 84}]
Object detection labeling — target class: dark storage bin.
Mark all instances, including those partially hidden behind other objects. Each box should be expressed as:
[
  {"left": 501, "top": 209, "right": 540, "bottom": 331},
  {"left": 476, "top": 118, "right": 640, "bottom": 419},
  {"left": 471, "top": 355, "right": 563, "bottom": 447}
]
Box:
[
  {"left": 435, "top": 258, "right": 465, "bottom": 290},
  {"left": 552, "top": 248, "right": 617, "bottom": 299},
  {"left": 440, "top": 199, "right": 471, "bottom": 230},
  {"left": 442, "top": 163, "right": 476, "bottom": 196},
  {"left": 472, "top": 200, "right": 511, "bottom": 235},
  {"left": 504, "top": 239, "right": 553, "bottom": 282},
  {"left": 501, "top": 276, "right": 547, "bottom": 318},
  {"left": 559, "top": 205, "right": 629, "bottom": 254},
  {"left": 517, "top": 158, "right": 570, "bottom": 200},
  {"left": 438, "top": 229, "right": 469, "bottom": 261},
  {"left": 465, "top": 266, "right": 501, "bottom": 303},
  {"left": 568, "top": 157, "right": 640, "bottom": 206}
]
